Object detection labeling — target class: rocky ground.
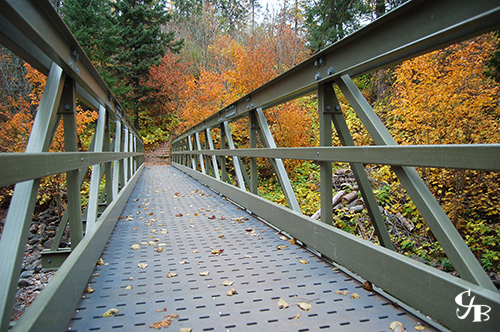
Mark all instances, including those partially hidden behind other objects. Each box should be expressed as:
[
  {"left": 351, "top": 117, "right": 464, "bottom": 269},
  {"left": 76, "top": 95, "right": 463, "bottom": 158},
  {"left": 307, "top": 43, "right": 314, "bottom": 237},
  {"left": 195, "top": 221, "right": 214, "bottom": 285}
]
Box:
[{"left": 2, "top": 142, "right": 171, "bottom": 322}]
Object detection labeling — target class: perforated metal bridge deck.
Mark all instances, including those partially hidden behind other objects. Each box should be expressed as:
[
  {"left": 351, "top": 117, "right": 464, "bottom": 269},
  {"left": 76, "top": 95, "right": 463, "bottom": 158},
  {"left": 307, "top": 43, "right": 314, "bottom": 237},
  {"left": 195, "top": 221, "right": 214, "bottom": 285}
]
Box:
[{"left": 66, "top": 166, "right": 436, "bottom": 332}]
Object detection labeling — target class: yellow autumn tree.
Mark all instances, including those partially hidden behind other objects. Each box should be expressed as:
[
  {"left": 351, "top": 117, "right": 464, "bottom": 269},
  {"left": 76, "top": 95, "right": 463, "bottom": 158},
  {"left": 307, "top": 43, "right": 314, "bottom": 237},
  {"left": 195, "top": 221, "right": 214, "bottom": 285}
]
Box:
[{"left": 390, "top": 33, "right": 500, "bottom": 227}]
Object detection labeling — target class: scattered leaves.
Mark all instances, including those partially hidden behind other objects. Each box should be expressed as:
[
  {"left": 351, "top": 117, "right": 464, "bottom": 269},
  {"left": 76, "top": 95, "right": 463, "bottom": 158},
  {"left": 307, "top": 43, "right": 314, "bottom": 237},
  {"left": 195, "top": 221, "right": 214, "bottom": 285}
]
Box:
[
  {"left": 208, "top": 215, "right": 216, "bottom": 219},
  {"left": 298, "top": 302, "right": 312, "bottom": 311},
  {"left": 297, "top": 258, "right": 309, "bottom": 264},
  {"left": 414, "top": 325, "right": 426, "bottom": 331},
  {"left": 178, "top": 260, "right": 188, "bottom": 265},
  {"left": 102, "top": 308, "right": 119, "bottom": 317},
  {"left": 137, "top": 263, "right": 148, "bottom": 269},
  {"left": 211, "top": 249, "right": 224, "bottom": 256},
  {"left": 218, "top": 234, "right": 225, "bottom": 239},
  {"left": 150, "top": 313, "right": 179, "bottom": 329},
  {"left": 192, "top": 249, "right": 199, "bottom": 253},
  {"left": 222, "top": 280, "right": 234, "bottom": 286},
  {"left": 350, "top": 293, "right": 360, "bottom": 299},
  {"left": 278, "top": 298, "right": 288, "bottom": 309},
  {"left": 291, "top": 313, "right": 300, "bottom": 320},
  {"left": 288, "top": 238, "right": 297, "bottom": 245},
  {"left": 279, "top": 236, "right": 287, "bottom": 241},
  {"left": 84, "top": 285, "right": 95, "bottom": 293},
  {"left": 125, "top": 285, "right": 133, "bottom": 290},
  {"left": 96, "top": 258, "right": 105, "bottom": 266},
  {"left": 133, "top": 198, "right": 139, "bottom": 201},
  {"left": 175, "top": 213, "right": 183, "bottom": 217},
  {"left": 166, "top": 272, "right": 177, "bottom": 278},
  {"left": 276, "top": 245, "right": 287, "bottom": 250},
  {"left": 199, "top": 271, "right": 210, "bottom": 276},
  {"left": 180, "top": 328, "right": 192, "bottom": 332},
  {"left": 157, "top": 247, "right": 163, "bottom": 253},
  {"left": 226, "top": 288, "right": 237, "bottom": 296},
  {"left": 335, "top": 290, "right": 349, "bottom": 296},
  {"left": 390, "top": 321, "right": 406, "bottom": 332}
]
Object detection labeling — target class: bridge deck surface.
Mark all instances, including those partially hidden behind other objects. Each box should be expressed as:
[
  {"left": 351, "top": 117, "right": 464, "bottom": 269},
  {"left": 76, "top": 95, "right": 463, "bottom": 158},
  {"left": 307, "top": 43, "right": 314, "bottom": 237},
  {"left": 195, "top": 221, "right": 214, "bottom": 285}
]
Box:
[{"left": 66, "top": 166, "right": 434, "bottom": 332}]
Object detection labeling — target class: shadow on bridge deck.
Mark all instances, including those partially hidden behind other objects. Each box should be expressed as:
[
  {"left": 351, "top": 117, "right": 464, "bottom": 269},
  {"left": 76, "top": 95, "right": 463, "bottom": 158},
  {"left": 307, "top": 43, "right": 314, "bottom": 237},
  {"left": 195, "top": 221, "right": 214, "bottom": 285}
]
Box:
[{"left": 67, "top": 166, "right": 436, "bottom": 332}]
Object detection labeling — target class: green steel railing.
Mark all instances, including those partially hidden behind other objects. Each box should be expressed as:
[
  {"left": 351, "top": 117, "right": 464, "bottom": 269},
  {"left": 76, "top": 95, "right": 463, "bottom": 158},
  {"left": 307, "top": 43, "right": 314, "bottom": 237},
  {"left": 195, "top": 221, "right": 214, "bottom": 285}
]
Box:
[
  {"left": 172, "top": 0, "right": 500, "bottom": 331},
  {"left": 0, "top": 0, "right": 144, "bottom": 331}
]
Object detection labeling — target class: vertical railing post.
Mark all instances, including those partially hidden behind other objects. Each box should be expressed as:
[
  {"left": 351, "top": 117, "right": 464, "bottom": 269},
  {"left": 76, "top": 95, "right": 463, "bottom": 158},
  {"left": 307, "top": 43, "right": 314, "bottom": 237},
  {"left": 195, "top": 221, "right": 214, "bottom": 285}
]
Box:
[
  {"left": 206, "top": 128, "right": 220, "bottom": 180},
  {"left": 85, "top": 105, "right": 106, "bottom": 233},
  {"left": 123, "top": 127, "right": 130, "bottom": 183},
  {"left": 219, "top": 124, "right": 230, "bottom": 183},
  {"left": 0, "top": 63, "right": 64, "bottom": 332},
  {"left": 249, "top": 111, "right": 258, "bottom": 194},
  {"left": 103, "top": 113, "right": 113, "bottom": 203},
  {"left": 60, "top": 78, "right": 83, "bottom": 248},
  {"left": 113, "top": 121, "right": 123, "bottom": 198},
  {"left": 223, "top": 121, "right": 246, "bottom": 190},
  {"left": 195, "top": 132, "right": 206, "bottom": 174},
  {"left": 318, "top": 84, "right": 334, "bottom": 225}
]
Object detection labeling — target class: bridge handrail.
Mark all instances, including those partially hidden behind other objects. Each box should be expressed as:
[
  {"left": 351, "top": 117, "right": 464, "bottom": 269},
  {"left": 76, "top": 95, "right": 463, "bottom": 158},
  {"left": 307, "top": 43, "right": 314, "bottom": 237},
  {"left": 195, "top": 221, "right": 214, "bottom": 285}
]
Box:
[
  {"left": 0, "top": 1, "right": 144, "bottom": 331},
  {"left": 172, "top": 0, "right": 500, "bottom": 331}
]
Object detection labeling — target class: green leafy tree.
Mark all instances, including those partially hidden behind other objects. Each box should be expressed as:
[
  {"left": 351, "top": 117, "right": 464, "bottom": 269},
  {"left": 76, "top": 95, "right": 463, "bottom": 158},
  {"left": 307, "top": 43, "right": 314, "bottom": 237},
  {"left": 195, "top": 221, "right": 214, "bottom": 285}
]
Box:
[{"left": 111, "top": 0, "right": 183, "bottom": 128}]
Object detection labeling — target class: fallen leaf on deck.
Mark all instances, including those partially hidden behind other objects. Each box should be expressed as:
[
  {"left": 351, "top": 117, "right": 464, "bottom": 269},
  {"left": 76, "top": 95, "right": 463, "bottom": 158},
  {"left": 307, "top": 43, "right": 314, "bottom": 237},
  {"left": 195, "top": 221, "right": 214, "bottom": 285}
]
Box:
[
  {"left": 175, "top": 213, "right": 183, "bottom": 217},
  {"left": 136, "top": 211, "right": 141, "bottom": 214},
  {"left": 298, "top": 302, "right": 312, "bottom": 311},
  {"left": 131, "top": 244, "right": 141, "bottom": 250},
  {"left": 297, "top": 258, "right": 309, "bottom": 264},
  {"left": 149, "top": 241, "right": 156, "bottom": 246},
  {"left": 211, "top": 249, "right": 224, "bottom": 256},
  {"left": 193, "top": 249, "right": 199, "bottom": 253},
  {"left": 132, "top": 227, "right": 138, "bottom": 230},
  {"left": 157, "top": 247, "right": 163, "bottom": 253},
  {"left": 102, "top": 308, "right": 119, "bottom": 317},
  {"left": 278, "top": 298, "right": 288, "bottom": 309},
  {"left": 84, "top": 285, "right": 95, "bottom": 293},
  {"left": 226, "top": 288, "right": 237, "bottom": 296},
  {"left": 166, "top": 272, "right": 177, "bottom": 278},
  {"left": 291, "top": 313, "right": 300, "bottom": 320},
  {"left": 389, "top": 321, "right": 406, "bottom": 332},
  {"left": 125, "top": 285, "right": 133, "bottom": 290},
  {"left": 180, "top": 328, "right": 192, "bottom": 332},
  {"left": 156, "top": 308, "right": 167, "bottom": 312},
  {"left": 277, "top": 245, "right": 287, "bottom": 250},
  {"left": 288, "top": 238, "right": 297, "bottom": 245},
  {"left": 208, "top": 215, "right": 216, "bottom": 219},
  {"left": 148, "top": 212, "right": 154, "bottom": 216},
  {"left": 414, "top": 325, "right": 426, "bottom": 331},
  {"left": 199, "top": 271, "right": 210, "bottom": 276},
  {"left": 222, "top": 280, "right": 234, "bottom": 286},
  {"left": 137, "top": 263, "right": 148, "bottom": 269},
  {"left": 133, "top": 198, "right": 139, "bottom": 201},
  {"left": 96, "top": 258, "right": 105, "bottom": 265},
  {"left": 335, "top": 290, "right": 349, "bottom": 296},
  {"left": 150, "top": 229, "right": 157, "bottom": 233},
  {"left": 231, "top": 217, "right": 245, "bottom": 222},
  {"left": 178, "top": 260, "right": 188, "bottom": 264},
  {"left": 220, "top": 216, "right": 226, "bottom": 220},
  {"left": 362, "top": 281, "right": 373, "bottom": 292},
  {"left": 350, "top": 293, "right": 360, "bottom": 299},
  {"left": 140, "top": 241, "right": 148, "bottom": 245},
  {"left": 279, "top": 236, "right": 287, "bottom": 241},
  {"left": 189, "top": 225, "right": 195, "bottom": 228},
  {"left": 218, "top": 234, "right": 225, "bottom": 239}
]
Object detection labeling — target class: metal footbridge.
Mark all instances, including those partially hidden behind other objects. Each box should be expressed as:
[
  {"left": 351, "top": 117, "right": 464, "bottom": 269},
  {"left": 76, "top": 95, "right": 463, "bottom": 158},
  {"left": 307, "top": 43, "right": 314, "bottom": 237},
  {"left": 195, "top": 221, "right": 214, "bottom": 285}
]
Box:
[{"left": 1, "top": 1, "right": 500, "bottom": 331}]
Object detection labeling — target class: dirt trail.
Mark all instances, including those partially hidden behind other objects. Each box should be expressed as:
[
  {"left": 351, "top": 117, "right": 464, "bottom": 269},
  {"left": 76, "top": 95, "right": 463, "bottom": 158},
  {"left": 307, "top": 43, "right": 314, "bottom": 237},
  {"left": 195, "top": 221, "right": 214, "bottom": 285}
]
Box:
[{"left": 144, "top": 140, "right": 171, "bottom": 166}]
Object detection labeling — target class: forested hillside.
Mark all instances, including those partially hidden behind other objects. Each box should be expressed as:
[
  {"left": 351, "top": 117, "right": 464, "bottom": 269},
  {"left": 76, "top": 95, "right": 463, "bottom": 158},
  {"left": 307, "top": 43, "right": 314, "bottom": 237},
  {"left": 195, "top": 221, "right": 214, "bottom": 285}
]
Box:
[{"left": 1, "top": 0, "right": 499, "bottom": 275}]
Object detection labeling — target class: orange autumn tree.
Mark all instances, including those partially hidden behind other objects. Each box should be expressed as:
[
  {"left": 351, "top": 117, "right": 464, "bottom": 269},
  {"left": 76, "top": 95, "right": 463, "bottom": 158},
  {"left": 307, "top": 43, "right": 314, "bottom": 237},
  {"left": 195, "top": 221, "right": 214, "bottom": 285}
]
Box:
[{"left": 390, "top": 33, "right": 500, "bottom": 226}]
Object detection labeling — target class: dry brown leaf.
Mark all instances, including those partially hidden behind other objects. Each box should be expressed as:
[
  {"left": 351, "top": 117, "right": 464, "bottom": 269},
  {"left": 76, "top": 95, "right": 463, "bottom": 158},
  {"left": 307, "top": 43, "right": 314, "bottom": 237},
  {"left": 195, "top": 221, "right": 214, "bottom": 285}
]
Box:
[
  {"left": 211, "top": 249, "right": 224, "bottom": 256},
  {"left": 335, "top": 290, "right": 349, "bottom": 296},
  {"left": 208, "top": 215, "right": 216, "bottom": 219},
  {"left": 175, "top": 213, "right": 183, "bottom": 217},
  {"left": 350, "top": 293, "right": 360, "bottom": 299},
  {"left": 129, "top": 277, "right": 133, "bottom": 280},
  {"left": 166, "top": 272, "right": 177, "bottom": 278},
  {"left": 298, "top": 302, "right": 312, "bottom": 311},
  {"left": 157, "top": 247, "right": 163, "bottom": 253},
  {"left": 148, "top": 212, "right": 154, "bottom": 216},
  {"left": 137, "top": 263, "right": 148, "bottom": 269},
  {"left": 218, "top": 234, "right": 225, "bottom": 239},
  {"left": 362, "top": 281, "right": 373, "bottom": 292},
  {"left": 102, "top": 308, "right": 119, "bottom": 317},
  {"left": 133, "top": 198, "right": 139, "bottom": 201},
  {"left": 291, "top": 313, "right": 300, "bottom": 320},
  {"left": 226, "top": 288, "right": 237, "bottom": 296},
  {"left": 298, "top": 259, "right": 309, "bottom": 264},
  {"left": 125, "top": 285, "right": 133, "bottom": 290},
  {"left": 156, "top": 308, "right": 167, "bottom": 312},
  {"left": 222, "top": 280, "right": 234, "bottom": 286},
  {"left": 279, "top": 235, "right": 287, "bottom": 241},
  {"left": 150, "top": 229, "right": 157, "bottom": 233},
  {"left": 84, "top": 285, "right": 95, "bottom": 293},
  {"left": 189, "top": 225, "right": 195, "bottom": 228},
  {"left": 149, "top": 241, "right": 156, "bottom": 246},
  {"left": 288, "top": 238, "right": 297, "bottom": 245},
  {"left": 276, "top": 245, "right": 287, "bottom": 250},
  {"left": 199, "top": 271, "right": 210, "bottom": 276},
  {"left": 96, "top": 258, "right": 105, "bottom": 265},
  {"left": 278, "top": 298, "right": 288, "bottom": 309},
  {"left": 180, "top": 328, "right": 192, "bottom": 332},
  {"left": 178, "top": 260, "right": 188, "bottom": 265},
  {"left": 192, "top": 249, "right": 198, "bottom": 253},
  {"left": 389, "top": 321, "right": 406, "bottom": 332},
  {"left": 414, "top": 326, "right": 426, "bottom": 331}
]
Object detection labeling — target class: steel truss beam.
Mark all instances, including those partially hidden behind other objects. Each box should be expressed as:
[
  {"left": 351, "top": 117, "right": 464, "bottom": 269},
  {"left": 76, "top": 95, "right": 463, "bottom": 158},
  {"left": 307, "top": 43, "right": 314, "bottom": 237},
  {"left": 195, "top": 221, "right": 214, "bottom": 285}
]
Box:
[{"left": 172, "top": 1, "right": 500, "bottom": 331}]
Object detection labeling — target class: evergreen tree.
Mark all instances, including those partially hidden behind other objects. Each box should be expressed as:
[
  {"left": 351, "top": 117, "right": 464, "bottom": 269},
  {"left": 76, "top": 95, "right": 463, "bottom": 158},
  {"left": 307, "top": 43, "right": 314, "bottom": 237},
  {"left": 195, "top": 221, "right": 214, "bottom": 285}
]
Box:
[
  {"left": 305, "top": 0, "right": 370, "bottom": 52},
  {"left": 111, "top": 0, "right": 183, "bottom": 128},
  {"left": 60, "top": 0, "right": 116, "bottom": 85}
]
